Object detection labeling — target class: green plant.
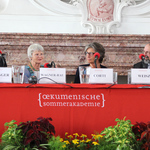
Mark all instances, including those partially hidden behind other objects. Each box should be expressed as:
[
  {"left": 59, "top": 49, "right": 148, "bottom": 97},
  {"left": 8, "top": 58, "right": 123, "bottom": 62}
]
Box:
[
  {"left": 1, "top": 117, "right": 146, "bottom": 150},
  {"left": 40, "top": 136, "right": 66, "bottom": 150},
  {"left": 17, "top": 117, "right": 55, "bottom": 149},
  {"left": 100, "top": 117, "right": 140, "bottom": 150},
  {"left": 1, "top": 120, "right": 24, "bottom": 150},
  {"left": 38, "top": 118, "right": 142, "bottom": 150},
  {"left": 0, "top": 117, "right": 55, "bottom": 150},
  {"left": 40, "top": 132, "right": 105, "bottom": 150}
]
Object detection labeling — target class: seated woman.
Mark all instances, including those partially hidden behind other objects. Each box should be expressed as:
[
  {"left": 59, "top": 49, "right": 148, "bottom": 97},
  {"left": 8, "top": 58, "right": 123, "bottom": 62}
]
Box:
[
  {"left": 74, "top": 42, "right": 106, "bottom": 83},
  {"left": 24, "top": 43, "right": 44, "bottom": 83}
]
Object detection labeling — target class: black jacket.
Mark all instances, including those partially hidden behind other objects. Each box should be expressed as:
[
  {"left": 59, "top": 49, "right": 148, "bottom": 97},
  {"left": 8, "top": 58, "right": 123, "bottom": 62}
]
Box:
[
  {"left": 74, "top": 64, "right": 107, "bottom": 83},
  {"left": 133, "top": 61, "right": 148, "bottom": 68},
  {"left": 0, "top": 54, "right": 7, "bottom": 67}
]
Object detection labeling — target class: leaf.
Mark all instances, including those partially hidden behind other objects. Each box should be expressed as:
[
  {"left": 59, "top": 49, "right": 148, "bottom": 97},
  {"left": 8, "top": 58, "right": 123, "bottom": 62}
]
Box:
[
  {"left": 24, "top": 137, "right": 33, "bottom": 145},
  {"left": 140, "top": 131, "right": 147, "bottom": 140},
  {"left": 26, "top": 129, "right": 34, "bottom": 138},
  {"left": 115, "top": 118, "right": 120, "bottom": 122},
  {"left": 3, "top": 145, "right": 18, "bottom": 150},
  {"left": 116, "top": 145, "right": 121, "bottom": 150},
  {"left": 146, "top": 131, "right": 150, "bottom": 141}
]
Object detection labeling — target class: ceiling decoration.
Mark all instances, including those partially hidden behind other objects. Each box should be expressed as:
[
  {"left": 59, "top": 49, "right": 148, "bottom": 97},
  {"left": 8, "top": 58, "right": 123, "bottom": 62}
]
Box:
[
  {"left": 28, "top": 0, "right": 149, "bottom": 34},
  {"left": 0, "top": 0, "right": 9, "bottom": 13},
  {"left": 68, "top": 0, "right": 136, "bottom": 34},
  {"left": 29, "top": 0, "right": 80, "bottom": 16}
]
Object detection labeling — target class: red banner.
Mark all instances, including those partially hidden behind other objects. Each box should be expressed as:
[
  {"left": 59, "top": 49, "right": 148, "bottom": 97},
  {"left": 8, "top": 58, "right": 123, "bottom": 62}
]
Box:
[{"left": 0, "top": 83, "right": 150, "bottom": 138}]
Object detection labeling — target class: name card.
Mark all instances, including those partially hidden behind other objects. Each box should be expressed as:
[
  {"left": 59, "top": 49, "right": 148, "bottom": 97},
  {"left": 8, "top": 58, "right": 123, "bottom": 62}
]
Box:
[
  {"left": 39, "top": 68, "right": 66, "bottom": 84},
  {"left": 131, "top": 69, "right": 150, "bottom": 84},
  {"left": 89, "top": 68, "right": 113, "bottom": 84},
  {"left": 0, "top": 67, "right": 12, "bottom": 83}
]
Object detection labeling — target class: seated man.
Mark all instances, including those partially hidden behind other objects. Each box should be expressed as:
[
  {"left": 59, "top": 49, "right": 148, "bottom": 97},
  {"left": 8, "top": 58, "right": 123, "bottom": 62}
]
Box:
[
  {"left": 0, "top": 51, "right": 7, "bottom": 67},
  {"left": 133, "top": 44, "right": 150, "bottom": 68}
]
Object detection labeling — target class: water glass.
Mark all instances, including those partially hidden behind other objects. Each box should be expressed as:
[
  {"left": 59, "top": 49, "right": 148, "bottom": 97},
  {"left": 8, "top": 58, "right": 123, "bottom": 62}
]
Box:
[
  {"left": 113, "top": 72, "right": 118, "bottom": 84},
  {"left": 20, "top": 66, "right": 25, "bottom": 83},
  {"left": 34, "top": 71, "right": 40, "bottom": 82},
  {"left": 79, "top": 66, "right": 90, "bottom": 84},
  {"left": 127, "top": 70, "right": 131, "bottom": 84},
  {"left": 12, "top": 65, "right": 21, "bottom": 83}
]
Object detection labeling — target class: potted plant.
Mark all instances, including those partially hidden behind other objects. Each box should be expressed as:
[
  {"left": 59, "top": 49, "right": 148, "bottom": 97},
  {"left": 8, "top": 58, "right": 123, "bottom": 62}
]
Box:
[
  {"left": 0, "top": 117, "right": 55, "bottom": 150},
  {"left": 100, "top": 117, "right": 141, "bottom": 150}
]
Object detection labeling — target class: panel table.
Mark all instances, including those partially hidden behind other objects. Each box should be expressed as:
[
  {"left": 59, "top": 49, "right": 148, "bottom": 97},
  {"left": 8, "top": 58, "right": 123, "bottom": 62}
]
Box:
[{"left": 0, "top": 83, "right": 149, "bottom": 138}]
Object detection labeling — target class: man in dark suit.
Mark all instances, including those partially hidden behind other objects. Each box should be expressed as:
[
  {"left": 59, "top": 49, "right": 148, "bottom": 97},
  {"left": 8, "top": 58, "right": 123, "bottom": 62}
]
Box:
[
  {"left": 0, "top": 51, "right": 7, "bottom": 67},
  {"left": 133, "top": 44, "right": 150, "bottom": 68}
]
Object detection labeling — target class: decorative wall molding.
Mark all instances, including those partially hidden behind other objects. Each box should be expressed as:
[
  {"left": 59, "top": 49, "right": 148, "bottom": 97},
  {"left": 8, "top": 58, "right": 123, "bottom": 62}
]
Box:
[
  {"left": 0, "top": 0, "right": 149, "bottom": 34},
  {"left": 72, "top": 0, "right": 136, "bottom": 34},
  {"left": 122, "top": 0, "right": 150, "bottom": 16},
  {"left": 27, "top": 0, "right": 143, "bottom": 34},
  {"left": 28, "top": 0, "right": 80, "bottom": 16},
  {"left": 0, "top": 0, "right": 9, "bottom": 13}
]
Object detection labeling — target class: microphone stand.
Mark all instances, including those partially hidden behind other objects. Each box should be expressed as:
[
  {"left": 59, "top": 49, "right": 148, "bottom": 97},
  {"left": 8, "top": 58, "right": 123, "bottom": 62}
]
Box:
[
  {"left": 51, "top": 61, "right": 56, "bottom": 68},
  {"left": 94, "top": 60, "right": 97, "bottom": 68},
  {"left": 94, "top": 57, "right": 97, "bottom": 68}
]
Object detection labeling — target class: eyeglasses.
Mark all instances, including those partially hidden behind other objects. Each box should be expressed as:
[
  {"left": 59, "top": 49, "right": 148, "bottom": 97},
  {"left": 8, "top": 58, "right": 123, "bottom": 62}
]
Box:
[
  {"left": 85, "top": 52, "right": 95, "bottom": 56},
  {"left": 144, "top": 51, "right": 150, "bottom": 55}
]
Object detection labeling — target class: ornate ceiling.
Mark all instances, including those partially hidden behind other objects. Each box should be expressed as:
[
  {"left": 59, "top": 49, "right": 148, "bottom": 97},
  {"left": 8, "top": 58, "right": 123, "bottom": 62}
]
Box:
[{"left": 60, "top": 0, "right": 146, "bottom": 5}]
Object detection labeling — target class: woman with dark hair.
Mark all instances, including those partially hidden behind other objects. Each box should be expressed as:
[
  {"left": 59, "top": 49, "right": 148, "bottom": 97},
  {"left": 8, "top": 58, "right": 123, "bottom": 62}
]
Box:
[{"left": 74, "top": 42, "right": 106, "bottom": 83}]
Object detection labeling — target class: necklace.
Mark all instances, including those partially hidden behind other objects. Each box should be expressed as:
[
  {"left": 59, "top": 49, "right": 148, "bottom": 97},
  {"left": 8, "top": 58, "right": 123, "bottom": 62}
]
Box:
[{"left": 29, "top": 62, "right": 39, "bottom": 71}]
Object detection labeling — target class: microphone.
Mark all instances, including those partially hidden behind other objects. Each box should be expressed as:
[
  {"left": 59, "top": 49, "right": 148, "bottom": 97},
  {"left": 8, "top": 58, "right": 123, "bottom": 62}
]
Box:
[
  {"left": 44, "top": 61, "right": 56, "bottom": 68},
  {"left": 44, "top": 63, "right": 51, "bottom": 68},
  {"left": 139, "top": 53, "right": 148, "bottom": 68},
  {"left": 139, "top": 54, "right": 145, "bottom": 60},
  {"left": 28, "top": 76, "right": 37, "bottom": 84},
  {"left": 94, "top": 52, "right": 100, "bottom": 68}
]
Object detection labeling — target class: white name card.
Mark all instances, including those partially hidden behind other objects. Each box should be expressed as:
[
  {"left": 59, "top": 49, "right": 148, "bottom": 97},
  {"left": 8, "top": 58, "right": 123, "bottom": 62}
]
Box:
[
  {"left": 39, "top": 68, "right": 66, "bottom": 84},
  {"left": 0, "top": 67, "right": 12, "bottom": 83},
  {"left": 131, "top": 69, "right": 150, "bottom": 84},
  {"left": 89, "top": 68, "right": 113, "bottom": 84}
]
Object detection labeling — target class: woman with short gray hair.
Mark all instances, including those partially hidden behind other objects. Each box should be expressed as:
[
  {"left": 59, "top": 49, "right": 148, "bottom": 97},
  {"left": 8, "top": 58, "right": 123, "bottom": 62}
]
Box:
[
  {"left": 27, "top": 43, "right": 44, "bottom": 60},
  {"left": 24, "top": 43, "right": 44, "bottom": 83},
  {"left": 74, "top": 42, "right": 106, "bottom": 83}
]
